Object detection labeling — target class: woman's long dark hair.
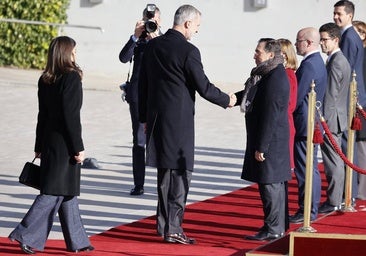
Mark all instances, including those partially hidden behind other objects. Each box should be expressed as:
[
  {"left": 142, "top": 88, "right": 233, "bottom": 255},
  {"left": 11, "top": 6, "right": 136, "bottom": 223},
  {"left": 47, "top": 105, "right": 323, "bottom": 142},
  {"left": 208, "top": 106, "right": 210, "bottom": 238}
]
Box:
[{"left": 41, "top": 36, "right": 82, "bottom": 84}]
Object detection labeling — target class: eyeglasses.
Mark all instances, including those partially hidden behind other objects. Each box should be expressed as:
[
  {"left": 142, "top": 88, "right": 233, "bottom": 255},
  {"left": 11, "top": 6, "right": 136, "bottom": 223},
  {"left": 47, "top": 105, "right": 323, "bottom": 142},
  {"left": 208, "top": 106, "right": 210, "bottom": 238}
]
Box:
[{"left": 295, "top": 39, "right": 307, "bottom": 43}]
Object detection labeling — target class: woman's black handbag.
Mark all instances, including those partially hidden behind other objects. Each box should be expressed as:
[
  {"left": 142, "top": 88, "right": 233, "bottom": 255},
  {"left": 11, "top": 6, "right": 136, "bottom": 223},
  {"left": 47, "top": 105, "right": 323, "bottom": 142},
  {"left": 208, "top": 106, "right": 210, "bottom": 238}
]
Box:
[{"left": 19, "top": 157, "right": 41, "bottom": 190}]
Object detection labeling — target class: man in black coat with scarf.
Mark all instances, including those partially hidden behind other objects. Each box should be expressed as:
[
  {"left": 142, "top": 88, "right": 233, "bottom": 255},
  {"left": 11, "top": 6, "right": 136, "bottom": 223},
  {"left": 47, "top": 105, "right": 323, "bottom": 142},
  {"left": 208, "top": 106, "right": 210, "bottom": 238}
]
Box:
[
  {"left": 235, "top": 38, "right": 292, "bottom": 241},
  {"left": 138, "top": 4, "right": 236, "bottom": 245}
]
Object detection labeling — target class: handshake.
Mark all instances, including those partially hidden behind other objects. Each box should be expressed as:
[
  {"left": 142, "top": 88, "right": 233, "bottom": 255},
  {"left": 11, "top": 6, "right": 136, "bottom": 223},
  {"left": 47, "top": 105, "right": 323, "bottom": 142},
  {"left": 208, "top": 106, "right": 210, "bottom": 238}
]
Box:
[{"left": 228, "top": 92, "right": 237, "bottom": 108}]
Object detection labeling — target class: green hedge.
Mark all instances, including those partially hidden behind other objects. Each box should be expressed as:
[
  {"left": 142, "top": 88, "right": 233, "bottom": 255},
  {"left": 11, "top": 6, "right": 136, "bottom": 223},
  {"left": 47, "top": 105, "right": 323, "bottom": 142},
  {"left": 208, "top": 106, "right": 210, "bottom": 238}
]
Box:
[{"left": 0, "top": 0, "right": 70, "bottom": 69}]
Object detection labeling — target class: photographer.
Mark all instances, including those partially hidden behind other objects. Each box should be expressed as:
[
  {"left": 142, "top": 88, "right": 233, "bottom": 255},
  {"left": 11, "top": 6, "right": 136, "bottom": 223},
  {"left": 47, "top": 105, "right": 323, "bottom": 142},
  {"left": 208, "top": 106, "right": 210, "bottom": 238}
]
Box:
[{"left": 119, "top": 4, "right": 161, "bottom": 196}]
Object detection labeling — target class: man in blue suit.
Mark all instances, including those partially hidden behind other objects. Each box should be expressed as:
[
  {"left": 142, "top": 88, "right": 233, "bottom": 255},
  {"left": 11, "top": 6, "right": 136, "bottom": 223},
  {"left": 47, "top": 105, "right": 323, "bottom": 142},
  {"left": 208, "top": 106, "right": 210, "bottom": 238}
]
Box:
[
  {"left": 290, "top": 27, "right": 327, "bottom": 223},
  {"left": 333, "top": 0, "right": 365, "bottom": 203}
]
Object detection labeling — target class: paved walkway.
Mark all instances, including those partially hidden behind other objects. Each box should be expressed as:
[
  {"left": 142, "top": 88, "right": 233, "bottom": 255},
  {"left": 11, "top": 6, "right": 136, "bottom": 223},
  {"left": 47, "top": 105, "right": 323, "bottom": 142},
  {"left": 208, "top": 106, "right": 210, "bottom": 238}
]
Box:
[{"left": 0, "top": 67, "right": 248, "bottom": 239}]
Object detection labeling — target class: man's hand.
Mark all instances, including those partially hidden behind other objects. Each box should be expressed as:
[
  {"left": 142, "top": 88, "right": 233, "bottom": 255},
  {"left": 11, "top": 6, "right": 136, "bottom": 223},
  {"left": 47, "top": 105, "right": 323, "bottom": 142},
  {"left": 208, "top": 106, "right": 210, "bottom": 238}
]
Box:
[
  {"left": 74, "top": 151, "right": 85, "bottom": 164},
  {"left": 133, "top": 20, "right": 145, "bottom": 38},
  {"left": 228, "top": 92, "right": 237, "bottom": 107},
  {"left": 255, "top": 151, "right": 265, "bottom": 162}
]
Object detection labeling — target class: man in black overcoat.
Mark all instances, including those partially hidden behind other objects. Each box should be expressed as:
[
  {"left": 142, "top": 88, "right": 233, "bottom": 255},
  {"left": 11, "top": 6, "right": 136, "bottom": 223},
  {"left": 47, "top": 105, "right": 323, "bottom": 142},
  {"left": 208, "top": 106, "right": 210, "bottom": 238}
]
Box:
[
  {"left": 138, "top": 4, "right": 236, "bottom": 244},
  {"left": 235, "top": 38, "right": 292, "bottom": 241}
]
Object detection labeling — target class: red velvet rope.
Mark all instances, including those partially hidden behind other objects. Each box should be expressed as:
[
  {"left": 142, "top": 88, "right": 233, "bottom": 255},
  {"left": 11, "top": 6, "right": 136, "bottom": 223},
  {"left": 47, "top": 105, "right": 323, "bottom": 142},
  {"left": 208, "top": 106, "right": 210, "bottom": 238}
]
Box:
[
  {"left": 357, "top": 105, "right": 366, "bottom": 120},
  {"left": 319, "top": 118, "right": 366, "bottom": 175}
]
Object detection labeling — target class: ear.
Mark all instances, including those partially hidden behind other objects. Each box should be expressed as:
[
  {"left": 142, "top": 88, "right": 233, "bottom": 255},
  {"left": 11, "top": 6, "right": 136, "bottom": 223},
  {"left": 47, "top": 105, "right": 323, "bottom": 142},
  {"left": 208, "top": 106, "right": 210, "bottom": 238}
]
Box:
[{"left": 184, "top": 20, "right": 191, "bottom": 29}]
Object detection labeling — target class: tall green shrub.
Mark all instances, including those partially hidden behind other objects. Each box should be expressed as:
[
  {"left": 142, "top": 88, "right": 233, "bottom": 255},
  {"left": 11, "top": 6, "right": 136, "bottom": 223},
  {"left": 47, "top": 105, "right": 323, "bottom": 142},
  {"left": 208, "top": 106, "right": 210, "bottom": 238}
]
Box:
[{"left": 0, "top": 0, "right": 70, "bottom": 69}]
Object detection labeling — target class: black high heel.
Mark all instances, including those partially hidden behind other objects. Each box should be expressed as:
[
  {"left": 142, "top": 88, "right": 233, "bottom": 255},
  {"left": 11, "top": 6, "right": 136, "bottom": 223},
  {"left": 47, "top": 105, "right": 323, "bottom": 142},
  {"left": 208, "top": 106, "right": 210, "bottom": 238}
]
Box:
[
  {"left": 72, "top": 245, "right": 95, "bottom": 253},
  {"left": 20, "top": 243, "right": 36, "bottom": 254},
  {"left": 9, "top": 237, "right": 36, "bottom": 254}
]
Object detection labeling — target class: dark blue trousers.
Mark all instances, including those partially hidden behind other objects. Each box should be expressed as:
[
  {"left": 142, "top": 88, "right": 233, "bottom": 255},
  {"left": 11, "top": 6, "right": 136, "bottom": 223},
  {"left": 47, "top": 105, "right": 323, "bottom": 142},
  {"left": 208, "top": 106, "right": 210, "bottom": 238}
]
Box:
[{"left": 129, "top": 101, "right": 146, "bottom": 187}]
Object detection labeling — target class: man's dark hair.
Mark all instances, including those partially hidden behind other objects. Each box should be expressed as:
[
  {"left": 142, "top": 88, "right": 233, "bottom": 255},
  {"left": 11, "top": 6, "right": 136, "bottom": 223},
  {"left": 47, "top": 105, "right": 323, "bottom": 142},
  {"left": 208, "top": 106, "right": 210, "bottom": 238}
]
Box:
[
  {"left": 259, "top": 38, "right": 281, "bottom": 55},
  {"left": 319, "top": 22, "right": 341, "bottom": 40},
  {"left": 334, "top": 0, "right": 355, "bottom": 15}
]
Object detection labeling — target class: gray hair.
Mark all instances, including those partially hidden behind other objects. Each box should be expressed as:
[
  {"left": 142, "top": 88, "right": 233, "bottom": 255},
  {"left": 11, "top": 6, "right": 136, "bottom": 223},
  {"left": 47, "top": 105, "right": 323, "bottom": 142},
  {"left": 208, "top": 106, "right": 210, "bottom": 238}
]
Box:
[{"left": 173, "top": 5, "right": 201, "bottom": 26}]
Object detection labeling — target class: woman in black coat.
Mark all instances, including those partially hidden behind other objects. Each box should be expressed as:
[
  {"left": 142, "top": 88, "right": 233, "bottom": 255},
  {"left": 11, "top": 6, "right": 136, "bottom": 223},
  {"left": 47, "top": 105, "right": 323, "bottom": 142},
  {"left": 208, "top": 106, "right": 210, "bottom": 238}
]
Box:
[{"left": 9, "top": 36, "right": 94, "bottom": 254}]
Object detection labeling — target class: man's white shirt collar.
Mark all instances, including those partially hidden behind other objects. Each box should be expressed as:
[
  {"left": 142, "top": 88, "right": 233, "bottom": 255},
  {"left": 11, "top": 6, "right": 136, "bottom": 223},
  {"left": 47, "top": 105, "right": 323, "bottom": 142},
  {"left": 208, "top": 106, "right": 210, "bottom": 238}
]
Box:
[
  {"left": 303, "top": 50, "right": 320, "bottom": 60},
  {"left": 341, "top": 24, "right": 352, "bottom": 34}
]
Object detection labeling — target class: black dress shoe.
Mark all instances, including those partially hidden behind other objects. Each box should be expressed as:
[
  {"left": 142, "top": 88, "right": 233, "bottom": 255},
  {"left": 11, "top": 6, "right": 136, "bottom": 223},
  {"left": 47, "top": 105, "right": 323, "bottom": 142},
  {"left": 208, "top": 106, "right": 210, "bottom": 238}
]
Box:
[
  {"left": 72, "top": 245, "right": 95, "bottom": 253},
  {"left": 130, "top": 186, "right": 144, "bottom": 195},
  {"left": 164, "top": 233, "right": 196, "bottom": 244},
  {"left": 318, "top": 202, "right": 339, "bottom": 213},
  {"left": 289, "top": 212, "right": 316, "bottom": 223},
  {"left": 246, "top": 231, "right": 283, "bottom": 241},
  {"left": 289, "top": 212, "right": 304, "bottom": 223}
]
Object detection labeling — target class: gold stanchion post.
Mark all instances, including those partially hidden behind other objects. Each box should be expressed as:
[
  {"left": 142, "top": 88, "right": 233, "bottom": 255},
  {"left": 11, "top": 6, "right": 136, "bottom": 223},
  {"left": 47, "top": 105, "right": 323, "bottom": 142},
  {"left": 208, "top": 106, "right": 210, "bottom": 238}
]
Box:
[
  {"left": 297, "top": 80, "right": 317, "bottom": 233},
  {"left": 343, "top": 71, "right": 357, "bottom": 212}
]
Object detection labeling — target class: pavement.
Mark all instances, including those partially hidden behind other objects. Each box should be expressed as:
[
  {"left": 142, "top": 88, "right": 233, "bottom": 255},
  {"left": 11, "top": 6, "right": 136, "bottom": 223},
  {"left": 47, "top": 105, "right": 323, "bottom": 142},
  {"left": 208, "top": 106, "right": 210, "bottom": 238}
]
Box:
[{"left": 0, "top": 67, "right": 248, "bottom": 239}]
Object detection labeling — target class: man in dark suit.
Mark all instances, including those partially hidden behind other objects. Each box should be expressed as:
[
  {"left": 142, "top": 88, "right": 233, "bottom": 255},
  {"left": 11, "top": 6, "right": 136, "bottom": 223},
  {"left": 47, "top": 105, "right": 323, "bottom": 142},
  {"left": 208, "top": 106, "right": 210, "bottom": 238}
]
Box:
[
  {"left": 333, "top": 0, "right": 365, "bottom": 203},
  {"left": 318, "top": 22, "right": 351, "bottom": 213},
  {"left": 290, "top": 27, "right": 327, "bottom": 223},
  {"left": 235, "top": 38, "right": 292, "bottom": 241},
  {"left": 138, "top": 5, "right": 236, "bottom": 244}
]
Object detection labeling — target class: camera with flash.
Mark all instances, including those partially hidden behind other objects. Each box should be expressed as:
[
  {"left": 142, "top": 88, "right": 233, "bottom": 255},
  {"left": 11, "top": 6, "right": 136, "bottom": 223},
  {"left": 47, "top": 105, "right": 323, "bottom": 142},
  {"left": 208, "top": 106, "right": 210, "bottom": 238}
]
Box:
[{"left": 143, "top": 4, "right": 158, "bottom": 34}]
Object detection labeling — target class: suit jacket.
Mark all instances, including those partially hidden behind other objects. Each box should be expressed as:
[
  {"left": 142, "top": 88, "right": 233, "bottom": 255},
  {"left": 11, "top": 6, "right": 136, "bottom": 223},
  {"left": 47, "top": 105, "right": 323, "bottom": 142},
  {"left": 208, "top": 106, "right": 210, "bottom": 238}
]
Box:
[
  {"left": 138, "top": 29, "right": 229, "bottom": 171},
  {"left": 35, "top": 71, "right": 84, "bottom": 196},
  {"left": 294, "top": 52, "right": 327, "bottom": 139},
  {"left": 323, "top": 51, "right": 351, "bottom": 133},
  {"left": 239, "top": 64, "right": 292, "bottom": 183},
  {"left": 340, "top": 26, "right": 365, "bottom": 106}
]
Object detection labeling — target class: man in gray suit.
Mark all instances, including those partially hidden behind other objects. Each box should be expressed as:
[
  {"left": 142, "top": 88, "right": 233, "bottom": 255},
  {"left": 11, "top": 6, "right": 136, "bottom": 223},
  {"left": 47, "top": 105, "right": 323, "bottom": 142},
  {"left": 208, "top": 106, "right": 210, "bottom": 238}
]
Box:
[{"left": 318, "top": 22, "right": 351, "bottom": 213}]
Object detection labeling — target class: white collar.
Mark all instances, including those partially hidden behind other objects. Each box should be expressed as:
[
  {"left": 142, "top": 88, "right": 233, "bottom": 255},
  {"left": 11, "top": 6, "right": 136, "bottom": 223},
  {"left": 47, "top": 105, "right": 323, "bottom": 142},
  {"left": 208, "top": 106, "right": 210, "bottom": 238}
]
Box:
[
  {"left": 303, "top": 50, "right": 319, "bottom": 60},
  {"left": 341, "top": 24, "right": 352, "bottom": 34}
]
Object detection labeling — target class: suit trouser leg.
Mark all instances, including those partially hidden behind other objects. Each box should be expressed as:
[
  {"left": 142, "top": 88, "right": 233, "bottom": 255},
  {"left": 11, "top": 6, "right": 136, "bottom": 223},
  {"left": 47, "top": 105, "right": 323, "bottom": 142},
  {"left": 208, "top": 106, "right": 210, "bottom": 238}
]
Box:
[
  {"left": 294, "top": 140, "right": 321, "bottom": 218},
  {"left": 9, "top": 194, "right": 64, "bottom": 251},
  {"left": 129, "top": 101, "right": 146, "bottom": 187},
  {"left": 58, "top": 196, "right": 91, "bottom": 251},
  {"left": 321, "top": 133, "right": 344, "bottom": 206},
  {"left": 157, "top": 168, "right": 192, "bottom": 235},
  {"left": 258, "top": 182, "right": 286, "bottom": 235},
  {"left": 157, "top": 168, "right": 169, "bottom": 236}
]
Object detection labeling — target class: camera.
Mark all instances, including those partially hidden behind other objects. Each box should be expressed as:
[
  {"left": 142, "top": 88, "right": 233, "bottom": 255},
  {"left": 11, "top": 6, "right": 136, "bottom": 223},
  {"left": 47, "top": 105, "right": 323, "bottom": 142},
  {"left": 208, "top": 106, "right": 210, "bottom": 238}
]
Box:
[
  {"left": 144, "top": 4, "right": 158, "bottom": 34},
  {"left": 119, "top": 81, "right": 130, "bottom": 102}
]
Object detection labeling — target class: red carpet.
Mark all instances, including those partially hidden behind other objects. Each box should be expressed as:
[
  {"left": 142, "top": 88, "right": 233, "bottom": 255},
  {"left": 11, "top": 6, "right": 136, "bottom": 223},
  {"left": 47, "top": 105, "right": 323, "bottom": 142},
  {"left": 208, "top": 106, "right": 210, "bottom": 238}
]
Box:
[{"left": 2, "top": 168, "right": 366, "bottom": 255}]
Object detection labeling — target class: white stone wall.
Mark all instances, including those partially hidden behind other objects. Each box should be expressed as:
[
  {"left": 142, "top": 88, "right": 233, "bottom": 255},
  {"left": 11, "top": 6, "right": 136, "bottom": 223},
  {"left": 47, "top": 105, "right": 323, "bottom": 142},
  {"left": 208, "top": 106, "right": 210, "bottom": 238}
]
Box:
[{"left": 64, "top": 0, "right": 366, "bottom": 88}]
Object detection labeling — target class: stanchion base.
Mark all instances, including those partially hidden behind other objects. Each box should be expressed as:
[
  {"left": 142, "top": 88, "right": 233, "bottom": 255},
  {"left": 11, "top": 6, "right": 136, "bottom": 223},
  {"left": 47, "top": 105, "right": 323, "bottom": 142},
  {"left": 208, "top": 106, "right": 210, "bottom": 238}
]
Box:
[
  {"left": 341, "top": 206, "right": 357, "bottom": 212},
  {"left": 296, "top": 226, "right": 317, "bottom": 233}
]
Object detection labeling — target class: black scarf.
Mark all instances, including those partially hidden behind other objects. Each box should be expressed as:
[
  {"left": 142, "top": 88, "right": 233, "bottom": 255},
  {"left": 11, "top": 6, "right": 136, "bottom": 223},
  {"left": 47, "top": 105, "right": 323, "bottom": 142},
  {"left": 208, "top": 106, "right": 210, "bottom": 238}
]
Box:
[{"left": 240, "top": 54, "right": 284, "bottom": 113}]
